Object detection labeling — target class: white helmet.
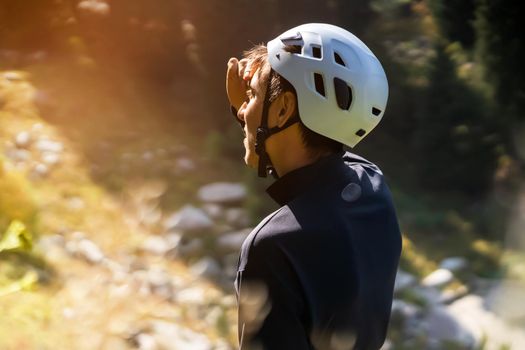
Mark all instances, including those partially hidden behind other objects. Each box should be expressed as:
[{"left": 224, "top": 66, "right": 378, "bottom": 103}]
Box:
[{"left": 267, "top": 23, "right": 388, "bottom": 147}]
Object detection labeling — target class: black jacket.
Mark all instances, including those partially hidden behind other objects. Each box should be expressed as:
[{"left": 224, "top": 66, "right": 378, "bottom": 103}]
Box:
[{"left": 235, "top": 151, "right": 402, "bottom": 350}]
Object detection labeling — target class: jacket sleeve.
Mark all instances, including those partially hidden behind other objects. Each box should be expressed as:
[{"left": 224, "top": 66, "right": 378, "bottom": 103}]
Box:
[{"left": 237, "top": 236, "right": 311, "bottom": 350}]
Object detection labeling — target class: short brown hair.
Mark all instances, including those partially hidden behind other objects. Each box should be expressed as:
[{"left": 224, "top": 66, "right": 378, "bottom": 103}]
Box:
[{"left": 243, "top": 44, "right": 342, "bottom": 156}]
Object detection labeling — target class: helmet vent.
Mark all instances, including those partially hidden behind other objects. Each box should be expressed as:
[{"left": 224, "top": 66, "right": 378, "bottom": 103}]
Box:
[
  {"left": 334, "top": 77, "right": 352, "bottom": 110},
  {"left": 334, "top": 52, "right": 346, "bottom": 67},
  {"left": 355, "top": 129, "right": 366, "bottom": 137},
  {"left": 313, "top": 73, "right": 326, "bottom": 97},
  {"left": 312, "top": 45, "right": 322, "bottom": 59},
  {"left": 372, "top": 107, "right": 382, "bottom": 116}
]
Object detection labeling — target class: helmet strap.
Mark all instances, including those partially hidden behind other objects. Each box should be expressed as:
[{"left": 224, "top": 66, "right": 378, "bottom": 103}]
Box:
[{"left": 255, "top": 69, "right": 300, "bottom": 178}]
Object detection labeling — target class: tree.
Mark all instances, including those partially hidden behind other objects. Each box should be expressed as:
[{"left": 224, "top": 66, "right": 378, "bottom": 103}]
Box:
[
  {"left": 428, "top": 0, "right": 476, "bottom": 48},
  {"left": 413, "top": 44, "right": 500, "bottom": 194},
  {"left": 475, "top": 0, "right": 525, "bottom": 122}
]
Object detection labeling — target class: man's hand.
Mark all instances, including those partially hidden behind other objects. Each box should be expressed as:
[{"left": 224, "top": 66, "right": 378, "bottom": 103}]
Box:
[{"left": 226, "top": 57, "right": 253, "bottom": 111}]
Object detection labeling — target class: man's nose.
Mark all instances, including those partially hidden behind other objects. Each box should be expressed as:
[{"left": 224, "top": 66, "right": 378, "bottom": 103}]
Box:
[{"left": 237, "top": 101, "right": 247, "bottom": 124}]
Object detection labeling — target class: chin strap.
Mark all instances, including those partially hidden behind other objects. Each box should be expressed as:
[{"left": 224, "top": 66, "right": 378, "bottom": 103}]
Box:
[
  {"left": 255, "top": 116, "right": 300, "bottom": 178},
  {"left": 255, "top": 69, "right": 300, "bottom": 178}
]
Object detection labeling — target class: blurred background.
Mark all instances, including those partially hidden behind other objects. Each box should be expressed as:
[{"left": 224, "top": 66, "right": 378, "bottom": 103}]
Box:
[{"left": 0, "top": 0, "right": 524, "bottom": 349}]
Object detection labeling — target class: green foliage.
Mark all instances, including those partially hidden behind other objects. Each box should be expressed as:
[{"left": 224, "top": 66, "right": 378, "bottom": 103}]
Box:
[
  {"left": 0, "top": 220, "right": 33, "bottom": 253},
  {"left": 475, "top": 0, "right": 525, "bottom": 122},
  {"left": 0, "top": 165, "right": 38, "bottom": 233},
  {"left": 428, "top": 0, "right": 476, "bottom": 47},
  {"left": 412, "top": 43, "right": 500, "bottom": 194}
]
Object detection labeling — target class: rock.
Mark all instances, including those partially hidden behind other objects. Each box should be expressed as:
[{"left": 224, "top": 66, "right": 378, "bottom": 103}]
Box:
[
  {"left": 145, "top": 268, "right": 174, "bottom": 300},
  {"left": 411, "top": 286, "right": 442, "bottom": 306},
  {"left": 77, "top": 0, "right": 110, "bottom": 16},
  {"left": 448, "top": 294, "right": 525, "bottom": 350},
  {"left": 149, "top": 320, "right": 214, "bottom": 350},
  {"left": 34, "top": 139, "right": 64, "bottom": 153},
  {"left": 216, "top": 229, "right": 251, "bottom": 254},
  {"left": 14, "top": 131, "right": 32, "bottom": 148},
  {"left": 485, "top": 279, "right": 525, "bottom": 323},
  {"left": 422, "top": 306, "right": 476, "bottom": 349},
  {"left": 135, "top": 333, "right": 158, "bottom": 350},
  {"left": 136, "top": 203, "right": 162, "bottom": 227},
  {"left": 66, "top": 238, "right": 105, "bottom": 264},
  {"left": 41, "top": 152, "right": 61, "bottom": 166},
  {"left": 32, "top": 163, "right": 49, "bottom": 177},
  {"left": 175, "top": 287, "right": 207, "bottom": 304},
  {"left": 421, "top": 268, "right": 454, "bottom": 288},
  {"left": 141, "top": 236, "right": 177, "bottom": 256},
  {"left": 391, "top": 299, "right": 421, "bottom": 323},
  {"left": 3, "top": 71, "right": 24, "bottom": 82},
  {"left": 201, "top": 203, "right": 224, "bottom": 220},
  {"left": 439, "top": 257, "right": 468, "bottom": 272},
  {"left": 214, "top": 339, "right": 233, "bottom": 350},
  {"left": 197, "top": 182, "right": 247, "bottom": 204},
  {"left": 394, "top": 269, "right": 417, "bottom": 293},
  {"left": 38, "top": 234, "right": 65, "bottom": 249},
  {"left": 37, "top": 234, "right": 67, "bottom": 263},
  {"left": 224, "top": 208, "right": 251, "bottom": 228},
  {"left": 173, "top": 237, "right": 204, "bottom": 258},
  {"left": 190, "top": 257, "right": 222, "bottom": 279},
  {"left": 163, "top": 205, "right": 214, "bottom": 232},
  {"left": 439, "top": 285, "right": 469, "bottom": 304},
  {"left": 6, "top": 149, "right": 31, "bottom": 162},
  {"left": 176, "top": 157, "right": 196, "bottom": 172}
]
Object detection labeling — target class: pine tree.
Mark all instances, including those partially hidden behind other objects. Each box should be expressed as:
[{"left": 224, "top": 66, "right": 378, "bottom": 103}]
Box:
[
  {"left": 413, "top": 44, "right": 499, "bottom": 194},
  {"left": 475, "top": 0, "right": 525, "bottom": 121}
]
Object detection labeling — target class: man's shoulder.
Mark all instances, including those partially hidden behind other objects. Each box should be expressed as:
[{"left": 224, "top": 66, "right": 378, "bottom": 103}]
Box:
[
  {"left": 248, "top": 205, "right": 302, "bottom": 245},
  {"left": 237, "top": 206, "right": 298, "bottom": 271}
]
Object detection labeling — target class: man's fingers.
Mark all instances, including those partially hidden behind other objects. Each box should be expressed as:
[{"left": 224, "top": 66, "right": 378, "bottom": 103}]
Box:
[
  {"left": 226, "top": 57, "right": 248, "bottom": 109},
  {"left": 239, "top": 59, "right": 256, "bottom": 81}
]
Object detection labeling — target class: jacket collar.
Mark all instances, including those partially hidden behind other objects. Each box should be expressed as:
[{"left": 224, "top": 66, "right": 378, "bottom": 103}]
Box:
[{"left": 266, "top": 150, "right": 346, "bottom": 206}]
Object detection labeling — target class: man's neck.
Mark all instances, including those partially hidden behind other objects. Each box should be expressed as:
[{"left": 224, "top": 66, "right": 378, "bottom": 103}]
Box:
[{"left": 266, "top": 124, "right": 334, "bottom": 178}]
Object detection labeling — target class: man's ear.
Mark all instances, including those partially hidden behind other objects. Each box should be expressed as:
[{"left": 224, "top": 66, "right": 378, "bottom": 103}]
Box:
[{"left": 275, "top": 91, "right": 297, "bottom": 127}]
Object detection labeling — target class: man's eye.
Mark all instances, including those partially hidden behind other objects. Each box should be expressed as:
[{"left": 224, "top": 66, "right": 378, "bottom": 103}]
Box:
[{"left": 246, "top": 89, "right": 254, "bottom": 99}]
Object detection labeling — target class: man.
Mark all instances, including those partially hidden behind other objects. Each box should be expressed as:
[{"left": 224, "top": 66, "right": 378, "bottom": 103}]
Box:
[{"left": 225, "top": 23, "right": 402, "bottom": 350}]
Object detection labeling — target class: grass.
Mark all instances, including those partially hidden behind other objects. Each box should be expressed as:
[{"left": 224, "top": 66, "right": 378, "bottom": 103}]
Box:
[{"left": 0, "top": 61, "right": 241, "bottom": 348}]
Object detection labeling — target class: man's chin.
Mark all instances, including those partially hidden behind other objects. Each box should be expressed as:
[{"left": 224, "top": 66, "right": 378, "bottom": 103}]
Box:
[{"left": 244, "top": 152, "right": 259, "bottom": 168}]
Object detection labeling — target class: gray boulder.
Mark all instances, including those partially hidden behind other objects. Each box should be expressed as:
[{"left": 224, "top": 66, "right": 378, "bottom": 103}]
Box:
[
  {"left": 198, "top": 182, "right": 247, "bottom": 204},
  {"left": 216, "top": 228, "right": 252, "bottom": 254},
  {"left": 422, "top": 306, "right": 476, "bottom": 349},
  {"left": 421, "top": 268, "right": 454, "bottom": 289},
  {"left": 34, "top": 139, "right": 64, "bottom": 153},
  {"left": 14, "top": 131, "right": 32, "bottom": 148},
  {"left": 439, "top": 257, "right": 469, "bottom": 272},
  {"left": 164, "top": 205, "right": 214, "bottom": 233},
  {"left": 190, "top": 257, "right": 222, "bottom": 279},
  {"left": 224, "top": 208, "right": 251, "bottom": 228},
  {"left": 149, "top": 320, "right": 214, "bottom": 350},
  {"left": 394, "top": 269, "right": 417, "bottom": 293}
]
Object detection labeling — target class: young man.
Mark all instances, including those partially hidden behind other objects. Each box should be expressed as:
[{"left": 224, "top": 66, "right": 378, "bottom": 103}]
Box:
[{"left": 225, "top": 23, "right": 402, "bottom": 350}]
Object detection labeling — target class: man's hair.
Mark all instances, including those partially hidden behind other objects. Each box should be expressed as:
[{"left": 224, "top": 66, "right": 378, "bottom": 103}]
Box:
[{"left": 243, "top": 44, "right": 343, "bottom": 156}]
